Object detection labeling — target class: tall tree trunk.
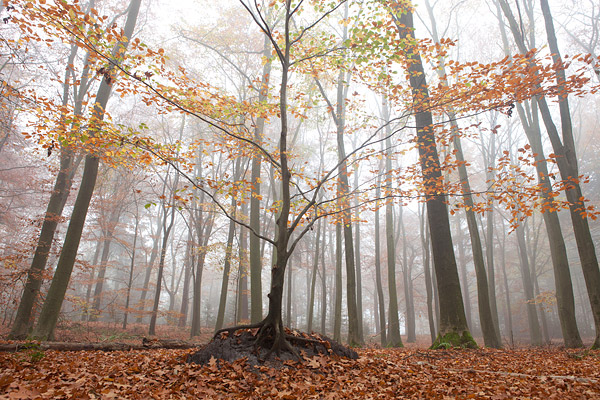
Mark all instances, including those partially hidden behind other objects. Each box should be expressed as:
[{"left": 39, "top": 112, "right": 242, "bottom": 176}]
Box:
[
  {"left": 9, "top": 29, "right": 88, "bottom": 338},
  {"left": 381, "top": 95, "right": 403, "bottom": 348},
  {"left": 375, "top": 171, "right": 387, "bottom": 346},
  {"left": 320, "top": 226, "right": 327, "bottom": 335},
  {"left": 498, "top": 0, "right": 584, "bottom": 348},
  {"left": 136, "top": 208, "right": 163, "bottom": 323},
  {"left": 539, "top": 0, "right": 600, "bottom": 350},
  {"left": 307, "top": 220, "right": 321, "bottom": 332},
  {"left": 123, "top": 204, "right": 140, "bottom": 330},
  {"left": 32, "top": 0, "right": 141, "bottom": 340},
  {"left": 249, "top": 32, "right": 272, "bottom": 325},
  {"left": 149, "top": 171, "right": 179, "bottom": 336},
  {"left": 353, "top": 166, "right": 364, "bottom": 342},
  {"left": 236, "top": 201, "right": 249, "bottom": 324},
  {"left": 516, "top": 223, "right": 543, "bottom": 346},
  {"left": 399, "top": 206, "right": 416, "bottom": 343},
  {"left": 455, "top": 220, "right": 472, "bottom": 330},
  {"left": 178, "top": 230, "right": 193, "bottom": 327},
  {"left": 333, "top": 223, "right": 342, "bottom": 343},
  {"left": 215, "top": 160, "right": 242, "bottom": 332},
  {"left": 420, "top": 203, "right": 436, "bottom": 343},
  {"left": 392, "top": 6, "right": 474, "bottom": 348},
  {"left": 90, "top": 209, "right": 121, "bottom": 321}
]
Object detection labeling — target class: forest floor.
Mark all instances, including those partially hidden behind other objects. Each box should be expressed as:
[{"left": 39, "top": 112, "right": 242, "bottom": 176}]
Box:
[{"left": 1, "top": 323, "right": 599, "bottom": 399}]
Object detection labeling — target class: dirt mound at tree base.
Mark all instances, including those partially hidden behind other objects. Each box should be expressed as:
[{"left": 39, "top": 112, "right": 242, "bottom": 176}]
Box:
[{"left": 187, "top": 328, "right": 358, "bottom": 368}]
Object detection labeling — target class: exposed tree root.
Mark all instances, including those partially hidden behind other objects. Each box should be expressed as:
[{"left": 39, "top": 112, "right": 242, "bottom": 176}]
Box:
[{"left": 189, "top": 322, "right": 358, "bottom": 368}]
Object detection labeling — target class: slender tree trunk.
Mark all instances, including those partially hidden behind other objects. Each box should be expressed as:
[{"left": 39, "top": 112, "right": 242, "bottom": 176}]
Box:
[
  {"left": 82, "top": 238, "right": 102, "bottom": 321},
  {"left": 215, "top": 159, "right": 242, "bottom": 332},
  {"left": 320, "top": 227, "right": 327, "bottom": 335},
  {"left": 148, "top": 172, "right": 178, "bottom": 336},
  {"left": 31, "top": 0, "right": 141, "bottom": 340},
  {"left": 123, "top": 208, "right": 140, "bottom": 330},
  {"left": 353, "top": 167, "right": 364, "bottom": 341},
  {"left": 516, "top": 223, "right": 543, "bottom": 345},
  {"left": 178, "top": 231, "right": 193, "bottom": 327},
  {"left": 456, "top": 220, "right": 472, "bottom": 330},
  {"left": 399, "top": 206, "right": 416, "bottom": 343},
  {"left": 420, "top": 204, "right": 436, "bottom": 343},
  {"left": 333, "top": 223, "right": 342, "bottom": 343},
  {"left": 136, "top": 209, "right": 163, "bottom": 323},
  {"left": 90, "top": 210, "right": 120, "bottom": 321},
  {"left": 375, "top": 172, "right": 387, "bottom": 346},
  {"left": 307, "top": 220, "right": 321, "bottom": 332},
  {"left": 249, "top": 33, "right": 272, "bottom": 325},
  {"left": 236, "top": 201, "right": 249, "bottom": 324}
]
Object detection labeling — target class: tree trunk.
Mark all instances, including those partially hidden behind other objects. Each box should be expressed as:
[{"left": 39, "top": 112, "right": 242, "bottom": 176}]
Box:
[
  {"left": 420, "top": 203, "right": 436, "bottom": 343},
  {"left": 90, "top": 210, "right": 121, "bottom": 321},
  {"left": 307, "top": 220, "right": 321, "bottom": 332},
  {"left": 9, "top": 36, "right": 84, "bottom": 339},
  {"left": 375, "top": 171, "right": 387, "bottom": 346},
  {"left": 393, "top": 7, "right": 474, "bottom": 348},
  {"left": 31, "top": 0, "right": 141, "bottom": 340},
  {"left": 539, "top": 0, "right": 600, "bottom": 350},
  {"left": 123, "top": 206, "right": 140, "bottom": 330},
  {"left": 498, "top": 0, "right": 584, "bottom": 348},
  {"left": 399, "top": 206, "right": 416, "bottom": 343},
  {"left": 333, "top": 223, "right": 342, "bottom": 343},
  {"left": 516, "top": 223, "right": 543, "bottom": 346},
  {"left": 249, "top": 32, "right": 272, "bottom": 325}
]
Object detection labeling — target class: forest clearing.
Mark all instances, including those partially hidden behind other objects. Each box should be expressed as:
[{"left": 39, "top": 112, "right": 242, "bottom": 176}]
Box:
[{"left": 2, "top": 0, "right": 600, "bottom": 398}]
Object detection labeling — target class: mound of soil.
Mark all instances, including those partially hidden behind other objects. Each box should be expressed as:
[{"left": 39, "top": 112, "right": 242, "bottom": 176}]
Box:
[{"left": 187, "top": 328, "right": 358, "bottom": 368}]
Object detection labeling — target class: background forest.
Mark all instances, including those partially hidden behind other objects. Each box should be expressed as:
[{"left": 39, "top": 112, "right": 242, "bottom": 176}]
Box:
[{"left": 1, "top": 0, "right": 600, "bottom": 354}]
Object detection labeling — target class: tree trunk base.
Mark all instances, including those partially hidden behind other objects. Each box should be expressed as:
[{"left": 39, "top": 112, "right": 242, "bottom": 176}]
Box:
[
  {"left": 431, "top": 330, "right": 478, "bottom": 349},
  {"left": 189, "top": 324, "right": 357, "bottom": 368}
]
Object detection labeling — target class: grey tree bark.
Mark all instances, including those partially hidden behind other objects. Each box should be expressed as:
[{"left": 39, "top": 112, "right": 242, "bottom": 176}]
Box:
[{"left": 32, "top": 0, "right": 141, "bottom": 340}]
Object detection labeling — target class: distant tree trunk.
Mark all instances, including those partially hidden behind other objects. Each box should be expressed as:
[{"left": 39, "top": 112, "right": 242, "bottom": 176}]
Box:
[
  {"left": 236, "top": 201, "right": 249, "bottom": 324},
  {"left": 307, "top": 220, "right": 321, "bottom": 332},
  {"left": 399, "top": 206, "right": 416, "bottom": 343},
  {"left": 374, "top": 171, "right": 387, "bottom": 346},
  {"left": 136, "top": 209, "right": 163, "bottom": 324},
  {"left": 214, "top": 202, "right": 237, "bottom": 332},
  {"left": 420, "top": 204, "right": 436, "bottom": 343},
  {"left": 499, "top": 215, "right": 514, "bottom": 346},
  {"left": 455, "top": 220, "right": 472, "bottom": 330},
  {"left": 320, "top": 227, "right": 327, "bottom": 335},
  {"left": 249, "top": 32, "right": 272, "bottom": 325},
  {"left": 215, "top": 160, "right": 242, "bottom": 332},
  {"left": 82, "top": 238, "right": 102, "bottom": 321},
  {"left": 353, "top": 166, "right": 364, "bottom": 342},
  {"left": 381, "top": 95, "right": 403, "bottom": 348},
  {"left": 123, "top": 204, "right": 140, "bottom": 330},
  {"left": 149, "top": 171, "right": 179, "bottom": 336},
  {"left": 516, "top": 223, "right": 543, "bottom": 346},
  {"left": 32, "top": 0, "right": 141, "bottom": 340},
  {"left": 178, "top": 230, "right": 193, "bottom": 328},
  {"left": 392, "top": 7, "right": 474, "bottom": 348},
  {"left": 90, "top": 210, "right": 121, "bottom": 321},
  {"left": 333, "top": 223, "right": 342, "bottom": 343},
  {"left": 285, "top": 256, "right": 293, "bottom": 328}
]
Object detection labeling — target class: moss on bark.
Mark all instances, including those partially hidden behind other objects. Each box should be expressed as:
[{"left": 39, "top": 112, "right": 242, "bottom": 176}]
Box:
[{"left": 431, "top": 331, "right": 478, "bottom": 349}]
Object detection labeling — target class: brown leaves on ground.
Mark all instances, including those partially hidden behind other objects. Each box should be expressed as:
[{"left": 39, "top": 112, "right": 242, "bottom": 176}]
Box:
[{"left": 1, "top": 346, "right": 599, "bottom": 399}]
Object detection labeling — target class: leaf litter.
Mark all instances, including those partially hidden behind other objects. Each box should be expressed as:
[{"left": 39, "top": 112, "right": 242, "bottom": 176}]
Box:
[{"left": 1, "top": 344, "right": 599, "bottom": 399}]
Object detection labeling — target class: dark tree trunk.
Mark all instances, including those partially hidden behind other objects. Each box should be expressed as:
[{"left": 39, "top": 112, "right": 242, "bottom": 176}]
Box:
[{"left": 393, "top": 7, "right": 474, "bottom": 348}]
